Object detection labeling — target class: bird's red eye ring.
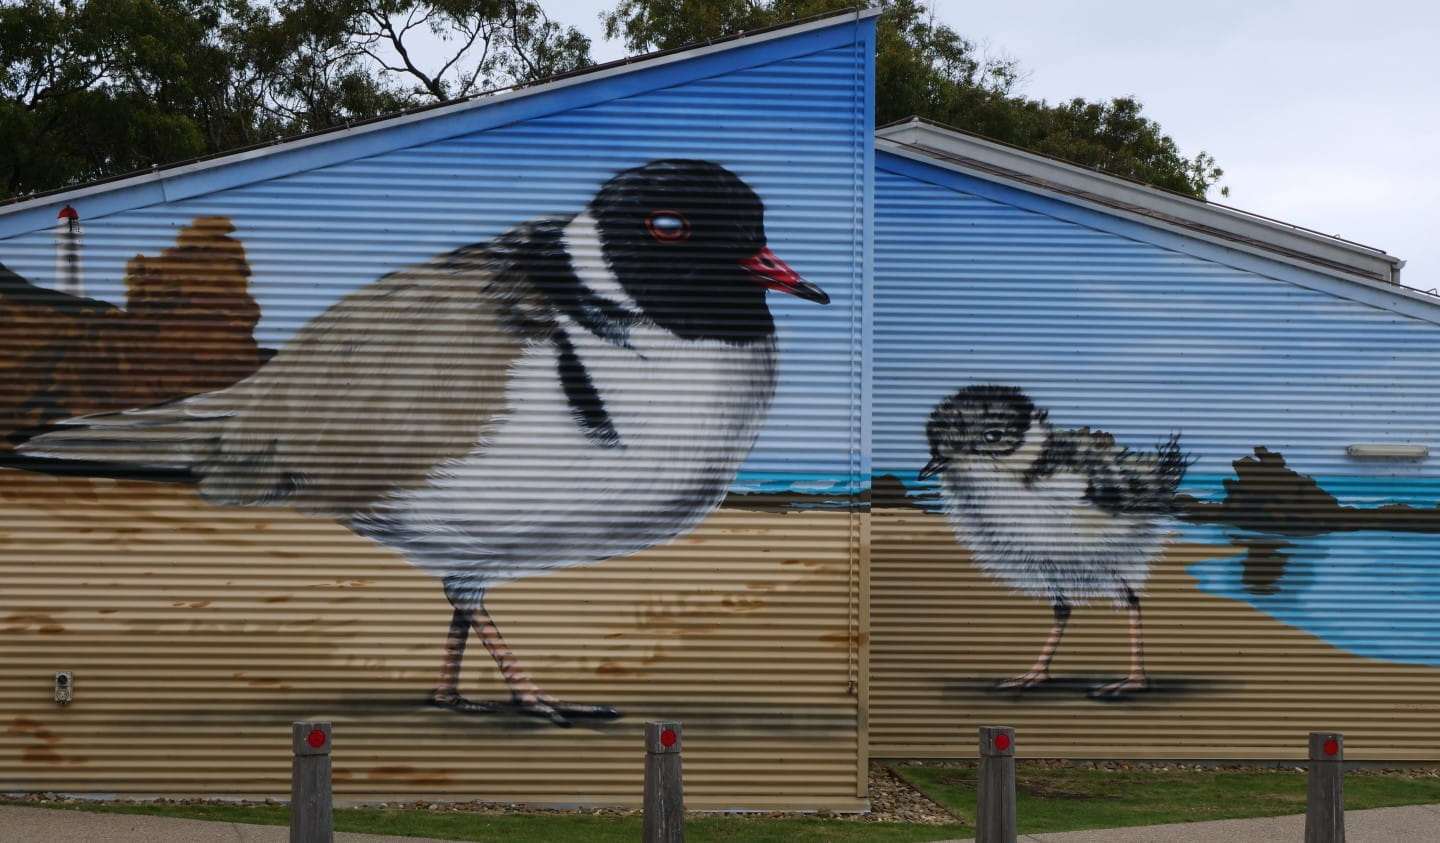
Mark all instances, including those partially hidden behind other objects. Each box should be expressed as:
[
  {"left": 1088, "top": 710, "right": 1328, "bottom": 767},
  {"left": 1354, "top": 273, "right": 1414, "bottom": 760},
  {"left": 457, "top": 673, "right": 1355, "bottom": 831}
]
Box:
[{"left": 646, "top": 210, "right": 691, "bottom": 242}]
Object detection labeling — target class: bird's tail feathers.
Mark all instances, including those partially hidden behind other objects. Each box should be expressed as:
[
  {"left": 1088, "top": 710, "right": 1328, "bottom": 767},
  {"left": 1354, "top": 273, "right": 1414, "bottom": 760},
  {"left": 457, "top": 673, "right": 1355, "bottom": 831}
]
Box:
[
  {"left": 1152, "top": 432, "right": 1191, "bottom": 502},
  {"left": 10, "top": 393, "right": 231, "bottom": 471}
]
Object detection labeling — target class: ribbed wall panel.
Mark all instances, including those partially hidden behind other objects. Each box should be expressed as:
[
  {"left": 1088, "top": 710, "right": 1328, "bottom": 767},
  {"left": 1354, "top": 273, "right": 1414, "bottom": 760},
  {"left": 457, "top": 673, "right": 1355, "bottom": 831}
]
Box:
[
  {"left": 870, "top": 161, "right": 1440, "bottom": 761},
  {"left": 0, "top": 24, "right": 872, "bottom": 808}
]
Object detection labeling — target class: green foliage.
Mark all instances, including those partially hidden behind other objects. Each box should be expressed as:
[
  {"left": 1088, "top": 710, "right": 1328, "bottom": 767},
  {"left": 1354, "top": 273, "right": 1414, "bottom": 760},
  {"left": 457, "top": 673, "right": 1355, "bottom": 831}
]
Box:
[
  {"left": 0, "top": 0, "right": 591, "bottom": 198},
  {"left": 603, "top": 0, "right": 766, "bottom": 53},
  {"left": 285, "top": 0, "right": 592, "bottom": 101},
  {"left": 1, "top": 0, "right": 219, "bottom": 195},
  {"left": 603, "top": 0, "right": 1224, "bottom": 197}
]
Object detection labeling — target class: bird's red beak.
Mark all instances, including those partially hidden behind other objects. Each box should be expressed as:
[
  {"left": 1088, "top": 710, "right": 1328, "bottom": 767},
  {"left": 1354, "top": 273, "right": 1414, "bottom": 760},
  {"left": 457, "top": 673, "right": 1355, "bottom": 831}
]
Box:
[{"left": 741, "top": 247, "right": 829, "bottom": 304}]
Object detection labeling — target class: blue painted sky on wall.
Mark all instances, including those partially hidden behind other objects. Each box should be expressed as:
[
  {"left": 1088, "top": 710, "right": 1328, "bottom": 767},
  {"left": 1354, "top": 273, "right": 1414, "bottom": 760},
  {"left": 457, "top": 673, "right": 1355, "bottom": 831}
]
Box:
[{"left": 874, "top": 162, "right": 1440, "bottom": 484}]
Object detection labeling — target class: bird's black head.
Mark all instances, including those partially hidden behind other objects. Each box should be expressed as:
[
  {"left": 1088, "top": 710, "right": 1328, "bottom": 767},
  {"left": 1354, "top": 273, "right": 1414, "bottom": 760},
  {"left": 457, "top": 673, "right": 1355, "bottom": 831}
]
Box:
[
  {"left": 921, "top": 384, "right": 1042, "bottom": 478},
  {"left": 590, "top": 160, "right": 828, "bottom": 343}
]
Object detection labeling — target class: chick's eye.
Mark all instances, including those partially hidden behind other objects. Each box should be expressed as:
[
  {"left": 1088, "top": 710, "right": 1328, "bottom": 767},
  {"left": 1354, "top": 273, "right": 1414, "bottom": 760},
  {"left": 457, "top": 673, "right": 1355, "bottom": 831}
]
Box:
[
  {"left": 982, "top": 428, "right": 1006, "bottom": 444},
  {"left": 646, "top": 210, "right": 691, "bottom": 242}
]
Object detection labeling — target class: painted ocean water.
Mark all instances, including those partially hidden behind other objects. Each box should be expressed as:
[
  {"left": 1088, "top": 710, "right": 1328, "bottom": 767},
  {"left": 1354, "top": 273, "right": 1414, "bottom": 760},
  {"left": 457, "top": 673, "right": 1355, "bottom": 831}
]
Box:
[
  {"left": 1185, "top": 524, "right": 1440, "bottom": 667},
  {"left": 732, "top": 471, "right": 866, "bottom": 496},
  {"left": 1178, "top": 474, "right": 1440, "bottom": 668},
  {"left": 756, "top": 470, "right": 1440, "bottom": 668}
]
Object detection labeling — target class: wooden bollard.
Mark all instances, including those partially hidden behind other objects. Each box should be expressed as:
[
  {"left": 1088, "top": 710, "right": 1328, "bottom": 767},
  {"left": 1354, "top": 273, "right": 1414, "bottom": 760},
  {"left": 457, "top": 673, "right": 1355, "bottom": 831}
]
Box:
[
  {"left": 644, "top": 721, "right": 684, "bottom": 843},
  {"left": 291, "top": 721, "right": 334, "bottom": 843},
  {"left": 1306, "top": 731, "right": 1345, "bottom": 843},
  {"left": 977, "top": 725, "right": 1017, "bottom": 843}
]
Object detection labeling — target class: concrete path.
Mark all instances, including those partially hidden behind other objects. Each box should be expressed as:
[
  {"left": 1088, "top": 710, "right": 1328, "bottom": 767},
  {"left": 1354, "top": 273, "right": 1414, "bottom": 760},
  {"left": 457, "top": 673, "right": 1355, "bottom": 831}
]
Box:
[
  {"left": 4, "top": 801, "right": 1439, "bottom": 842},
  {"left": 934, "top": 802, "right": 1440, "bottom": 842},
  {"left": 0, "top": 803, "right": 458, "bottom": 843}
]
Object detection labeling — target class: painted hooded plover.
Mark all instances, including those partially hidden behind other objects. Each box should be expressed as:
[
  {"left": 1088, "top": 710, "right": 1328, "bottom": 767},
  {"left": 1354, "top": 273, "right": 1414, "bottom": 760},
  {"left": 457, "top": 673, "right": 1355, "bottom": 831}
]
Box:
[
  {"left": 920, "top": 384, "right": 1186, "bottom": 698},
  {"left": 15, "top": 159, "right": 830, "bottom": 725}
]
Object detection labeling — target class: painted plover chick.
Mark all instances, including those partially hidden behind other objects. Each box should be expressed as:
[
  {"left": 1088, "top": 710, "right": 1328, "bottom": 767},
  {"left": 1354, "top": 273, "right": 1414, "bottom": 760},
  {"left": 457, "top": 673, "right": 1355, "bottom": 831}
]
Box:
[
  {"left": 16, "top": 159, "right": 830, "bottom": 725},
  {"left": 920, "top": 384, "right": 1186, "bottom": 698}
]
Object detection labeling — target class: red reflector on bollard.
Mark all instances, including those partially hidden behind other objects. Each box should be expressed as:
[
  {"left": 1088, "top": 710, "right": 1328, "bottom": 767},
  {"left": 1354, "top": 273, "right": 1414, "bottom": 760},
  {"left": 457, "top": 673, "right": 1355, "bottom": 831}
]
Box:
[
  {"left": 308, "top": 729, "right": 326, "bottom": 748},
  {"left": 995, "top": 734, "right": 1011, "bottom": 751},
  {"left": 1323, "top": 739, "right": 1338, "bottom": 756},
  {"left": 660, "top": 729, "right": 677, "bottom": 747}
]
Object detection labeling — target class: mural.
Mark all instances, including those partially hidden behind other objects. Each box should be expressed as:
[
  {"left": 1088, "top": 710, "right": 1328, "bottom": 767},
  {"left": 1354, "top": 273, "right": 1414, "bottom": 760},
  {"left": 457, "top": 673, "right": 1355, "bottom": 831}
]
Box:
[
  {"left": 8, "top": 160, "right": 830, "bottom": 726},
  {"left": 919, "top": 384, "right": 1187, "bottom": 699},
  {"left": 867, "top": 157, "right": 1440, "bottom": 761}
]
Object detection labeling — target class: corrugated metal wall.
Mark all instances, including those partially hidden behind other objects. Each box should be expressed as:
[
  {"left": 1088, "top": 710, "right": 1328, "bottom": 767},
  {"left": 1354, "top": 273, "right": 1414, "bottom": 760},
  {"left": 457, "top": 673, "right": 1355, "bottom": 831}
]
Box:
[
  {"left": 0, "top": 19, "right": 874, "bottom": 808},
  {"left": 870, "top": 155, "right": 1440, "bottom": 761}
]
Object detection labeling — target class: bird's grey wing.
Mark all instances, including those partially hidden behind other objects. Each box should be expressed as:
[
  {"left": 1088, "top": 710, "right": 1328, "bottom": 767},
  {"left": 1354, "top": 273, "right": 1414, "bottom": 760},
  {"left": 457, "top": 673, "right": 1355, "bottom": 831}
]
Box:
[{"left": 193, "top": 247, "right": 541, "bottom": 516}]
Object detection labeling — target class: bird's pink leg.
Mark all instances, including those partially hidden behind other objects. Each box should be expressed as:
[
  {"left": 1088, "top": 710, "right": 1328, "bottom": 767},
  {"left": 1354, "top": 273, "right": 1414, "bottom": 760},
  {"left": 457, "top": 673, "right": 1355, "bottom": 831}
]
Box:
[
  {"left": 429, "top": 608, "right": 500, "bottom": 713},
  {"left": 1090, "top": 584, "right": 1150, "bottom": 698},
  {"left": 997, "top": 601, "right": 1069, "bottom": 690},
  {"left": 428, "top": 603, "right": 618, "bottom": 726},
  {"left": 435, "top": 608, "right": 468, "bottom": 694},
  {"left": 469, "top": 605, "right": 551, "bottom": 706}
]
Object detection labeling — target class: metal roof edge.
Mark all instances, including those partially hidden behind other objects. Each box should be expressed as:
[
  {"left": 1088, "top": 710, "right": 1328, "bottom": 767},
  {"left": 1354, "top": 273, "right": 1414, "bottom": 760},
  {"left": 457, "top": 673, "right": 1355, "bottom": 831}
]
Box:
[
  {"left": 875, "top": 118, "right": 1405, "bottom": 288},
  {"left": 876, "top": 141, "right": 1440, "bottom": 325},
  {"left": 0, "top": 8, "right": 879, "bottom": 236}
]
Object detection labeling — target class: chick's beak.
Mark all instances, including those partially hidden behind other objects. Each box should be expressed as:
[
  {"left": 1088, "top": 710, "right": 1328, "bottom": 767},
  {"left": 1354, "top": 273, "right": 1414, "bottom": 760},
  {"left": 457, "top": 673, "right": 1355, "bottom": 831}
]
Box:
[
  {"left": 741, "top": 247, "right": 829, "bottom": 304},
  {"left": 919, "top": 454, "right": 951, "bottom": 481}
]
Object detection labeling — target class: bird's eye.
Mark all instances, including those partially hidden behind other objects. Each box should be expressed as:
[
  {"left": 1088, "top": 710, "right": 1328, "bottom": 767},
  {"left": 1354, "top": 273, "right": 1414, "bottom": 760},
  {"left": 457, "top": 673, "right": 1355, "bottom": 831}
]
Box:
[
  {"left": 645, "top": 210, "right": 691, "bottom": 242},
  {"left": 982, "top": 428, "right": 1006, "bottom": 444}
]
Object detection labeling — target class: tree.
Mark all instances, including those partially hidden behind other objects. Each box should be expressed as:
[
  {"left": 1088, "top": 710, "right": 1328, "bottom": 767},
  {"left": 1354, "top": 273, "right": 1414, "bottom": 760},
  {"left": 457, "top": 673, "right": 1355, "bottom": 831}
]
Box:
[
  {"left": 0, "top": 0, "right": 592, "bottom": 199},
  {"left": 0, "top": 0, "right": 398, "bottom": 197},
  {"left": 273, "top": 0, "right": 591, "bottom": 103},
  {"left": 604, "top": 0, "right": 1224, "bottom": 197},
  {"left": 2, "top": 0, "right": 215, "bottom": 196}
]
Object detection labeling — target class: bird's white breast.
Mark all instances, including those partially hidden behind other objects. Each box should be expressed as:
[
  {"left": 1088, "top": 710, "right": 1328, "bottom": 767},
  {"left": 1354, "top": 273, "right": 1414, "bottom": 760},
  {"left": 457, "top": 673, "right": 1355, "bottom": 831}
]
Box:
[
  {"left": 369, "top": 317, "right": 777, "bottom": 590},
  {"left": 939, "top": 461, "right": 1164, "bottom": 604}
]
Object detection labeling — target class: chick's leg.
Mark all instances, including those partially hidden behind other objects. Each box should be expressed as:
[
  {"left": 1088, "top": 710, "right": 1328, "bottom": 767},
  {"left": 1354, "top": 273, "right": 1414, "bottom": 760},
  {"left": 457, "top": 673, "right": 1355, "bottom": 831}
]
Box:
[
  {"left": 1090, "top": 583, "right": 1150, "bottom": 699},
  {"left": 997, "top": 600, "right": 1069, "bottom": 691}
]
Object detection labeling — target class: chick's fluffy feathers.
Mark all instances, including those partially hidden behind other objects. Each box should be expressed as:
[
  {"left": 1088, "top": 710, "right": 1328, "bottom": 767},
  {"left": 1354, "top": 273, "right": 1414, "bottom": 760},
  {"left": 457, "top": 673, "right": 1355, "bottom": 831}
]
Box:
[{"left": 1026, "top": 426, "right": 1187, "bottom": 517}]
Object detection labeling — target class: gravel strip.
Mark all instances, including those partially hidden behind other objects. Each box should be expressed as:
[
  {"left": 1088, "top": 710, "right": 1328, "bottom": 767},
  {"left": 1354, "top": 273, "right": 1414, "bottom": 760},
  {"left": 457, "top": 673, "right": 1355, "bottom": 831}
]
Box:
[{"left": 862, "top": 761, "right": 964, "bottom": 824}]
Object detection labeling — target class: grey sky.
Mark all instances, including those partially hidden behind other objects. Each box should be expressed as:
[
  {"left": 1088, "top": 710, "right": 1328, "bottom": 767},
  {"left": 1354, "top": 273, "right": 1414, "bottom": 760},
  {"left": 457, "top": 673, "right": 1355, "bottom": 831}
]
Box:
[{"left": 559, "top": 0, "right": 1440, "bottom": 294}]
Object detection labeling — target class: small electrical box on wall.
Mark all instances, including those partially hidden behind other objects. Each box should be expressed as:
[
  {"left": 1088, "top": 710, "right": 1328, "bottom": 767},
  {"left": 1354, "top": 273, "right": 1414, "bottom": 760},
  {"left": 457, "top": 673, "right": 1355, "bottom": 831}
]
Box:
[{"left": 54, "top": 671, "right": 73, "bottom": 705}]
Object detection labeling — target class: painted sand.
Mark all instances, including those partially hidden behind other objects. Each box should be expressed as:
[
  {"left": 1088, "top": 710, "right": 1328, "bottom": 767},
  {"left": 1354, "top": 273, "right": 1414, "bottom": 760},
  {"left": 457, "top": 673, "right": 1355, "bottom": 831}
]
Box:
[
  {"left": 868, "top": 507, "right": 1440, "bottom": 761},
  {"left": 0, "top": 469, "right": 863, "bottom": 808}
]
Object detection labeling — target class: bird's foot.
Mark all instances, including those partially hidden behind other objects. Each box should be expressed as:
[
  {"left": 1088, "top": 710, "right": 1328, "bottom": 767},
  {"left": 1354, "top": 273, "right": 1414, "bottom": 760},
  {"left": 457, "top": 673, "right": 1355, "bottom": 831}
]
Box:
[
  {"left": 994, "top": 670, "right": 1050, "bottom": 692},
  {"left": 427, "top": 690, "right": 503, "bottom": 713},
  {"left": 426, "top": 690, "right": 619, "bottom": 726},
  {"left": 420, "top": 691, "right": 613, "bottom": 723},
  {"left": 513, "top": 695, "right": 622, "bottom": 728},
  {"left": 1087, "top": 675, "right": 1150, "bottom": 701}
]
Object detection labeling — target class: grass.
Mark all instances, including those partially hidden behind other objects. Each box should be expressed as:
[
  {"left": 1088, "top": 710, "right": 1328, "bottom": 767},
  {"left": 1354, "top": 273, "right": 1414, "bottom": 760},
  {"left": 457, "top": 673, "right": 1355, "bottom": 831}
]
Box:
[
  {"left": 891, "top": 760, "right": 1440, "bottom": 837},
  {"left": 6, "top": 762, "right": 1439, "bottom": 842},
  {"left": 0, "top": 798, "right": 962, "bottom": 842}
]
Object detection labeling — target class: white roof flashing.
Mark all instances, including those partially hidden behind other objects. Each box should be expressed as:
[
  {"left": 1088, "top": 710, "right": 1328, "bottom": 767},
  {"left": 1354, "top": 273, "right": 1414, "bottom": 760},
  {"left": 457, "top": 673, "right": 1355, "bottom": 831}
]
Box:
[{"left": 877, "top": 118, "right": 1406, "bottom": 290}]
